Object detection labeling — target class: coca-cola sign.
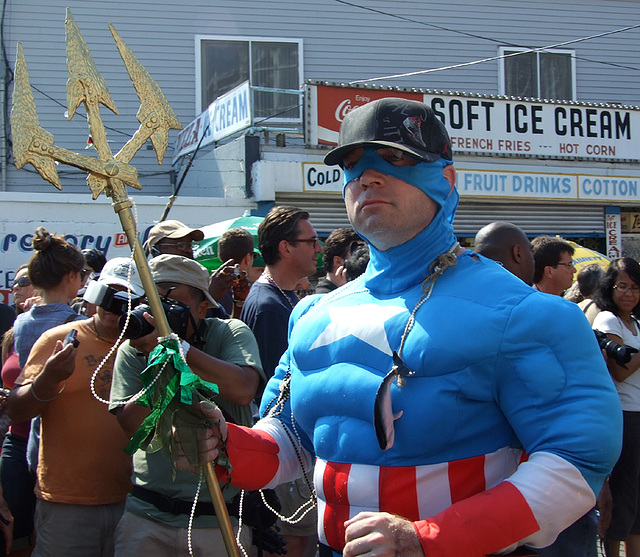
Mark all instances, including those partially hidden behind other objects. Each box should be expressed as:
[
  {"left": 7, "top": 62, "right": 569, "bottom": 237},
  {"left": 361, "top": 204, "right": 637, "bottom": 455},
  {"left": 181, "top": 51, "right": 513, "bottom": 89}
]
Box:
[{"left": 314, "top": 85, "right": 422, "bottom": 145}]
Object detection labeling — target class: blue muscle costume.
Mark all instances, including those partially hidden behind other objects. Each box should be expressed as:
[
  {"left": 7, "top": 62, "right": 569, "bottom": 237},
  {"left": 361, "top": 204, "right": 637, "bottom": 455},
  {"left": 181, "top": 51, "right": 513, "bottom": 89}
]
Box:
[{"left": 213, "top": 138, "right": 622, "bottom": 556}]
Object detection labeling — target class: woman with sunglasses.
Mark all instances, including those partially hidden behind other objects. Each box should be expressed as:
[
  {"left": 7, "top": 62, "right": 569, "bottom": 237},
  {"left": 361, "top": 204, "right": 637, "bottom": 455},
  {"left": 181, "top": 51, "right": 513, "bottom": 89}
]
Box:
[
  {"left": 10, "top": 266, "right": 38, "bottom": 315},
  {"left": 0, "top": 228, "right": 86, "bottom": 555},
  {"left": 592, "top": 257, "right": 640, "bottom": 557}
]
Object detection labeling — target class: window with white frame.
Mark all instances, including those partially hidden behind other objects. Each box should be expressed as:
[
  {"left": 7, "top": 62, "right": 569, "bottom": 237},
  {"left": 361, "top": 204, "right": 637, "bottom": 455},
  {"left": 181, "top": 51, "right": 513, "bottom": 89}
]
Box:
[
  {"left": 197, "top": 36, "right": 303, "bottom": 122},
  {"left": 500, "top": 47, "right": 575, "bottom": 101}
]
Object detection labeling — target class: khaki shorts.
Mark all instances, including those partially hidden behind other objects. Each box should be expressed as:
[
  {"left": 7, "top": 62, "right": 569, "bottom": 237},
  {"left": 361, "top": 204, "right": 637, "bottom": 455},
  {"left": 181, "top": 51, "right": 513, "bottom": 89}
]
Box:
[
  {"left": 273, "top": 477, "right": 318, "bottom": 537},
  {"left": 114, "top": 510, "right": 252, "bottom": 557},
  {"left": 32, "top": 499, "right": 124, "bottom": 557}
]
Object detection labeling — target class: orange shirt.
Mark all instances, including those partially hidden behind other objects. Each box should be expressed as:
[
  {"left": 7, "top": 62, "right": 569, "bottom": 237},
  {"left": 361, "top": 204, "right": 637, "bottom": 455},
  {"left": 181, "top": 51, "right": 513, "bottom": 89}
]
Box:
[{"left": 19, "top": 318, "right": 132, "bottom": 505}]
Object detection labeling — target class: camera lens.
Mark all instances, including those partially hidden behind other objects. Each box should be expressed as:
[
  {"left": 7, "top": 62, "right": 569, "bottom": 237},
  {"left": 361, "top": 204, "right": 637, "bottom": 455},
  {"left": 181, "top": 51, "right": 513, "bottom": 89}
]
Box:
[{"left": 119, "top": 304, "right": 155, "bottom": 339}]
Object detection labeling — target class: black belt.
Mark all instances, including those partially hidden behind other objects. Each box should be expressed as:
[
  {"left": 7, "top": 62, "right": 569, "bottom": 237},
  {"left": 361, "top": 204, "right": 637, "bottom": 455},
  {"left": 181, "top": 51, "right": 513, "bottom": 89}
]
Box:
[{"left": 132, "top": 485, "right": 227, "bottom": 517}]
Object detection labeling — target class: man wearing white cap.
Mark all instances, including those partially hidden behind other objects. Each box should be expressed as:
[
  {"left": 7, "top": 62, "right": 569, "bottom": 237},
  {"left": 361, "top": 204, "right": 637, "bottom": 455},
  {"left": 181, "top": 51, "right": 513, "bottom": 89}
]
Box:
[
  {"left": 7, "top": 257, "right": 144, "bottom": 556},
  {"left": 109, "top": 255, "right": 265, "bottom": 556}
]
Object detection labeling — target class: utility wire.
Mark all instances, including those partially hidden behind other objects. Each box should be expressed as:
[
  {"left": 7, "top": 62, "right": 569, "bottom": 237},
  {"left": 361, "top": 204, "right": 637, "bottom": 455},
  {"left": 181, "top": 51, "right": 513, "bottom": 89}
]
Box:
[
  {"left": 349, "top": 22, "right": 640, "bottom": 83},
  {"left": 334, "top": 0, "right": 520, "bottom": 46},
  {"left": 30, "top": 84, "right": 135, "bottom": 138},
  {"left": 333, "top": 1, "right": 640, "bottom": 82}
]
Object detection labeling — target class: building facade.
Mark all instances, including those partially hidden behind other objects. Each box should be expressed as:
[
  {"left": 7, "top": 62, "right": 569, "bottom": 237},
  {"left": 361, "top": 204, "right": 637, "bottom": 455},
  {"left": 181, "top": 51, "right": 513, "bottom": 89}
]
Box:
[{"left": 2, "top": 0, "right": 640, "bottom": 299}]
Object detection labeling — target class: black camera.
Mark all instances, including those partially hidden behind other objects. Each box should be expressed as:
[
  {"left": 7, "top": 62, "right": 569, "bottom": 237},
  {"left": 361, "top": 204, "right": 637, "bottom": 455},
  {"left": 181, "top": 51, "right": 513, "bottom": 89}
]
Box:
[
  {"left": 594, "top": 330, "right": 638, "bottom": 369},
  {"left": 84, "top": 281, "right": 142, "bottom": 316},
  {"left": 63, "top": 329, "right": 79, "bottom": 348},
  {"left": 101, "top": 289, "right": 142, "bottom": 316},
  {"left": 118, "top": 297, "right": 191, "bottom": 340}
]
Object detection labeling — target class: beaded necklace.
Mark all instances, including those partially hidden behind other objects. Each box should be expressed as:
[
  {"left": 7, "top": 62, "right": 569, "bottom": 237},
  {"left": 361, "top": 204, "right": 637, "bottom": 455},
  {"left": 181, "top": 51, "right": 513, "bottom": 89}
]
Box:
[{"left": 262, "top": 272, "right": 296, "bottom": 309}]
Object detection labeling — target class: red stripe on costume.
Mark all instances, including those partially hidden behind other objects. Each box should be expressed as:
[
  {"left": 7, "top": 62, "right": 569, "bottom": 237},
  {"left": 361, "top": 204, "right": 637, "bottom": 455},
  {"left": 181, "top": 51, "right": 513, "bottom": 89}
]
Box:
[
  {"left": 217, "top": 424, "right": 280, "bottom": 491},
  {"left": 323, "top": 462, "right": 352, "bottom": 550},
  {"left": 379, "top": 466, "right": 420, "bottom": 521},
  {"left": 448, "top": 454, "right": 486, "bottom": 504},
  {"left": 415, "top": 481, "right": 539, "bottom": 556}
]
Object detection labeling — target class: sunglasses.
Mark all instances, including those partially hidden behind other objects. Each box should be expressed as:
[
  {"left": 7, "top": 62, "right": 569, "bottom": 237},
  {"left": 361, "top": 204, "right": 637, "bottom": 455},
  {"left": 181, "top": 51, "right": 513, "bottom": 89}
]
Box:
[
  {"left": 12, "top": 276, "right": 31, "bottom": 288},
  {"left": 80, "top": 269, "right": 90, "bottom": 281},
  {"left": 155, "top": 240, "right": 195, "bottom": 252}
]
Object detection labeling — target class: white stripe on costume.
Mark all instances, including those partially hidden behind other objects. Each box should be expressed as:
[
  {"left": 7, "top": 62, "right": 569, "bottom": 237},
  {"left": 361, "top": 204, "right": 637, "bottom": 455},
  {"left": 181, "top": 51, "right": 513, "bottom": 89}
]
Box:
[
  {"left": 506, "top": 451, "right": 596, "bottom": 549},
  {"left": 253, "top": 417, "right": 314, "bottom": 488}
]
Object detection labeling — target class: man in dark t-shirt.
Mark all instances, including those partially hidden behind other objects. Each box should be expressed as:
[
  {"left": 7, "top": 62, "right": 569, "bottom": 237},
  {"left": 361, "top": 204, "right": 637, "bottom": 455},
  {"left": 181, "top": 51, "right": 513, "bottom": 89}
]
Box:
[{"left": 240, "top": 205, "right": 322, "bottom": 557}]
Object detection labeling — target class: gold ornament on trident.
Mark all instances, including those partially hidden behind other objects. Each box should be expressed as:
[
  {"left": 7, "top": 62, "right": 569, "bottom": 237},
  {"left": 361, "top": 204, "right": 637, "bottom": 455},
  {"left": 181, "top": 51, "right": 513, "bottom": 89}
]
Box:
[{"left": 11, "top": 9, "right": 241, "bottom": 557}]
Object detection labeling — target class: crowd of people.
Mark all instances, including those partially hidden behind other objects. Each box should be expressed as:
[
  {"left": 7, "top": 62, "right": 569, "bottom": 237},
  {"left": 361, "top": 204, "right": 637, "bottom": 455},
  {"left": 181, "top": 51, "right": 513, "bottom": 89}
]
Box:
[{"left": 0, "top": 97, "right": 635, "bottom": 557}]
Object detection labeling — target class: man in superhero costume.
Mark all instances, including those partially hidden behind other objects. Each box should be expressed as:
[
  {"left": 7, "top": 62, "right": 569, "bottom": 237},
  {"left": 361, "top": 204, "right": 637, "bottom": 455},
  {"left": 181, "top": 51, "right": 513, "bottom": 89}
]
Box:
[{"left": 173, "top": 98, "right": 622, "bottom": 556}]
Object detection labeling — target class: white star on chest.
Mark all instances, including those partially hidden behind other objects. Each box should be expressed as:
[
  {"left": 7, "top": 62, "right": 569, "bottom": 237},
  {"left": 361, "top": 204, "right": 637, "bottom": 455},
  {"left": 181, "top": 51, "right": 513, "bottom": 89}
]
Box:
[{"left": 309, "top": 303, "right": 407, "bottom": 356}]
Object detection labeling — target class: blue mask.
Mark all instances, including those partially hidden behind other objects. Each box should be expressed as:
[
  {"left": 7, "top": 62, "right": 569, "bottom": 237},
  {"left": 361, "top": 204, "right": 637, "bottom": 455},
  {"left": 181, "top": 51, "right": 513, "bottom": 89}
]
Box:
[{"left": 342, "top": 147, "right": 458, "bottom": 224}]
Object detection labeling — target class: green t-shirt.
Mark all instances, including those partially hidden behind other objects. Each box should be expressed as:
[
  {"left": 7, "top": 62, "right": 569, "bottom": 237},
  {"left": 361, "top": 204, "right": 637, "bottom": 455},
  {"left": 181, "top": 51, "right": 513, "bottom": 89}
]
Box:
[{"left": 110, "top": 317, "right": 264, "bottom": 528}]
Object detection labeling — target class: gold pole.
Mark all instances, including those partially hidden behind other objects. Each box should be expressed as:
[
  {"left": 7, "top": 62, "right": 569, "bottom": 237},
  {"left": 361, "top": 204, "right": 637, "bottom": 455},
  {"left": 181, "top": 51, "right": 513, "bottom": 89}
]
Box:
[{"left": 205, "top": 464, "right": 242, "bottom": 557}]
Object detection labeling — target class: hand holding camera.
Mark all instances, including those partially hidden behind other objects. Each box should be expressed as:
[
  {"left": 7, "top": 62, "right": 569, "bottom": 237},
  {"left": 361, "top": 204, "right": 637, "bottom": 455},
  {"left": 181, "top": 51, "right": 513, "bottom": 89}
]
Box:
[
  {"left": 38, "top": 329, "right": 79, "bottom": 389},
  {"left": 126, "top": 310, "right": 159, "bottom": 356},
  {"left": 208, "top": 259, "right": 238, "bottom": 301},
  {"left": 594, "top": 330, "right": 639, "bottom": 369}
]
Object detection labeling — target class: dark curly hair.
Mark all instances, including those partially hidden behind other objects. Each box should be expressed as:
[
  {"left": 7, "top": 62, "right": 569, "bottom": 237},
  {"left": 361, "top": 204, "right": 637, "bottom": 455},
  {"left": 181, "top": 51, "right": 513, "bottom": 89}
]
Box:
[
  {"left": 28, "top": 228, "right": 85, "bottom": 290},
  {"left": 593, "top": 257, "right": 640, "bottom": 317},
  {"left": 322, "top": 227, "right": 361, "bottom": 273},
  {"left": 82, "top": 248, "right": 107, "bottom": 273}
]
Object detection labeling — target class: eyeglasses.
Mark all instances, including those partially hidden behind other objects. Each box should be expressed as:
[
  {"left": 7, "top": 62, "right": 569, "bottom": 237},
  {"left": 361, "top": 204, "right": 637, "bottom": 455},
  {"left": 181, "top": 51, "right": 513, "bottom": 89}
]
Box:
[
  {"left": 293, "top": 237, "right": 320, "bottom": 248},
  {"left": 11, "top": 276, "right": 31, "bottom": 288},
  {"left": 80, "top": 269, "right": 90, "bottom": 281},
  {"left": 155, "top": 241, "right": 195, "bottom": 253},
  {"left": 556, "top": 261, "right": 575, "bottom": 268},
  {"left": 614, "top": 283, "right": 640, "bottom": 294}
]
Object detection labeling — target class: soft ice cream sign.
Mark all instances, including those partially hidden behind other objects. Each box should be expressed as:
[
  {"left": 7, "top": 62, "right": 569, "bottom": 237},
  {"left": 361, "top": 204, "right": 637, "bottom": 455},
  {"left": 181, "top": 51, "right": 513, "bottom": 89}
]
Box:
[{"left": 307, "top": 83, "right": 640, "bottom": 161}]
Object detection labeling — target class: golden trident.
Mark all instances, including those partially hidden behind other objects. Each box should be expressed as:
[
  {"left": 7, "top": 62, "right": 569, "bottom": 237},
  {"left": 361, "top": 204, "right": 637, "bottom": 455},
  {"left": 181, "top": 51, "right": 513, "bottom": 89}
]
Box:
[{"left": 11, "top": 9, "right": 241, "bottom": 557}]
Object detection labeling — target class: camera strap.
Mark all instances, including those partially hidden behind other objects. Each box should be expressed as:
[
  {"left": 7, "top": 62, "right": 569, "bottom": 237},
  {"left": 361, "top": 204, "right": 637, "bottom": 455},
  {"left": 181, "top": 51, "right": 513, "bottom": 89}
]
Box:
[{"left": 191, "top": 317, "right": 206, "bottom": 350}]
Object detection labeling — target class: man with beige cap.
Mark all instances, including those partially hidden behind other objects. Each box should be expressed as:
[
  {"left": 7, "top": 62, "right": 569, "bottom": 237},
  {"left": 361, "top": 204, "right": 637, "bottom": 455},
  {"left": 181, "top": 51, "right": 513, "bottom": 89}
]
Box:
[
  {"left": 109, "top": 254, "right": 265, "bottom": 556},
  {"left": 144, "top": 220, "right": 204, "bottom": 259}
]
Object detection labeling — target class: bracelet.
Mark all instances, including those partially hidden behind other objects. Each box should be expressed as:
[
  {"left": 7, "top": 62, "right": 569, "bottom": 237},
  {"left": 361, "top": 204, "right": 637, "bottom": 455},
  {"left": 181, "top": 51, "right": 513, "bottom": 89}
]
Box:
[
  {"left": 31, "top": 377, "right": 66, "bottom": 403},
  {"left": 181, "top": 340, "right": 191, "bottom": 357},
  {"left": 233, "top": 299, "right": 245, "bottom": 308}
]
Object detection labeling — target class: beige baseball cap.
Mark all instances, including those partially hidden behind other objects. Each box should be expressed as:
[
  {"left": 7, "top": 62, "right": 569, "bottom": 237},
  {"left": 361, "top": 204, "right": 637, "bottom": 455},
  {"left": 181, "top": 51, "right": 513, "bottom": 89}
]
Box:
[
  {"left": 149, "top": 254, "right": 218, "bottom": 308},
  {"left": 144, "top": 220, "right": 204, "bottom": 255}
]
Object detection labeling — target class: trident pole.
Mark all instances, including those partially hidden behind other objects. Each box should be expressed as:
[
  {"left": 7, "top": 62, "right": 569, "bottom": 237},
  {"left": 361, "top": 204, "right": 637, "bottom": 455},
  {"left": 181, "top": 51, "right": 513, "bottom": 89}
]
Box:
[{"left": 10, "top": 10, "right": 240, "bottom": 556}]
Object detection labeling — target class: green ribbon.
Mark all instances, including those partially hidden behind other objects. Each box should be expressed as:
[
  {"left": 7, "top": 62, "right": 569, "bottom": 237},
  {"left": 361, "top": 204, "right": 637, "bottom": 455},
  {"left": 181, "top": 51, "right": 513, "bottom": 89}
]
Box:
[{"left": 124, "top": 337, "right": 219, "bottom": 456}]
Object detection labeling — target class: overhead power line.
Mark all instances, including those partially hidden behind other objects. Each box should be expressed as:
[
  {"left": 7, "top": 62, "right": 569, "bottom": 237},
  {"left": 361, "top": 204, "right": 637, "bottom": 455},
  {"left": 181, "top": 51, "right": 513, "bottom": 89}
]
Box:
[
  {"left": 350, "top": 22, "right": 640, "bottom": 83},
  {"left": 333, "top": 1, "right": 640, "bottom": 83}
]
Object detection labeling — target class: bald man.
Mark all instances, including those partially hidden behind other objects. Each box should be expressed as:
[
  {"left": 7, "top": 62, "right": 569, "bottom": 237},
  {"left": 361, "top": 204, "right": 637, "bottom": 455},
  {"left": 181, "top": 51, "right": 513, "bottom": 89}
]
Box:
[{"left": 474, "top": 222, "right": 535, "bottom": 285}]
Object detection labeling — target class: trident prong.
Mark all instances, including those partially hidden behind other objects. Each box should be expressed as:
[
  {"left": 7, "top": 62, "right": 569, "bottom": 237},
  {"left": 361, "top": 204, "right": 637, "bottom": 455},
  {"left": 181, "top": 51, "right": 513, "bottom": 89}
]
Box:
[
  {"left": 109, "top": 23, "right": 182, "bottom": 165},
  {"left": 11, "top": 43, "right": 61, "bottom": 189}
]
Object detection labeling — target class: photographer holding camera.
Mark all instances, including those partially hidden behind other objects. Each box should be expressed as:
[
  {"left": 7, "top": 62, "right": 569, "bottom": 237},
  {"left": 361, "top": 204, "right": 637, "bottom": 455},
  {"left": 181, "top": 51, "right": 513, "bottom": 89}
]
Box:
[
  {"left": 109, "top": 254, "right": 265, "bottom": 556},
  {"left": 592, "top": 258, "right": 640, "bottom": 557},
  {"left": 6, "top": 257, "right": 144, "bottom": 556}
]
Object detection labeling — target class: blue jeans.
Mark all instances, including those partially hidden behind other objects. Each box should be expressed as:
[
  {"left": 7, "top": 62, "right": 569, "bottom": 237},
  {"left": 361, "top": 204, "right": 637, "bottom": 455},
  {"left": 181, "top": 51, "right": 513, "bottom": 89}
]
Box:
[{"left": 536, "top": 509, "right": 598, "bottom": 557}]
